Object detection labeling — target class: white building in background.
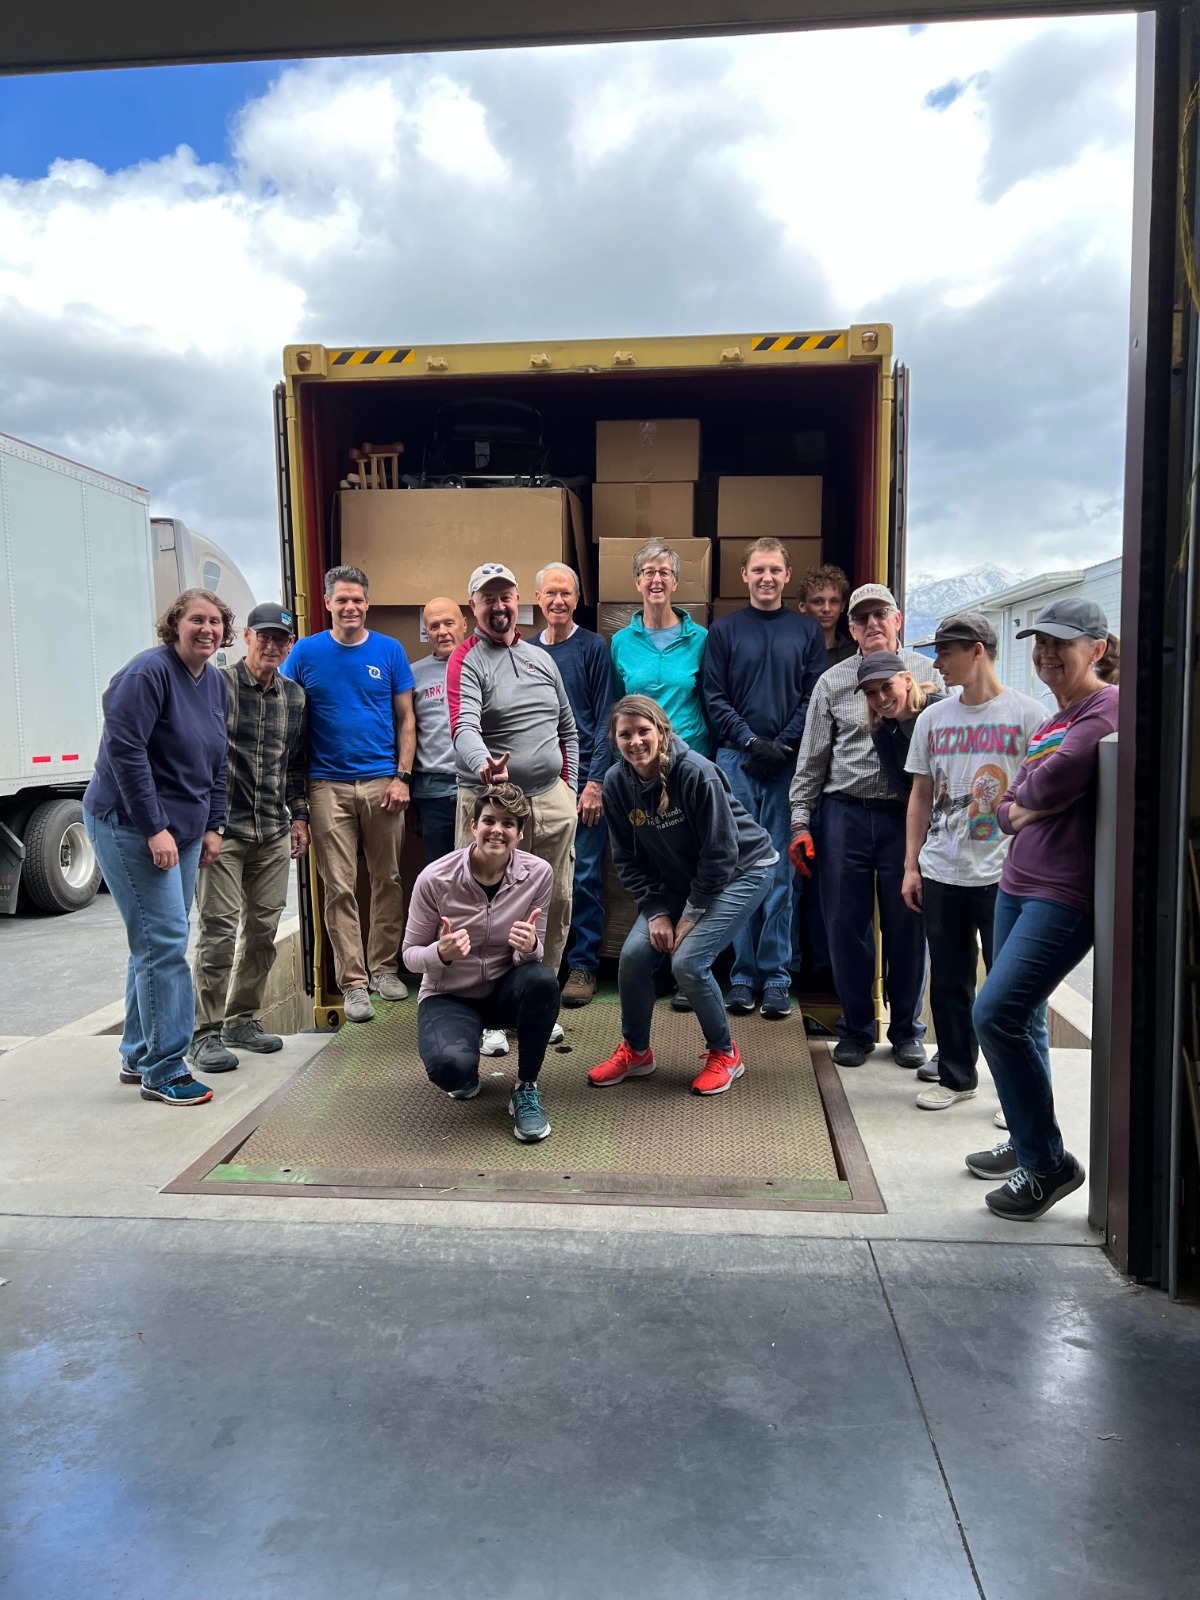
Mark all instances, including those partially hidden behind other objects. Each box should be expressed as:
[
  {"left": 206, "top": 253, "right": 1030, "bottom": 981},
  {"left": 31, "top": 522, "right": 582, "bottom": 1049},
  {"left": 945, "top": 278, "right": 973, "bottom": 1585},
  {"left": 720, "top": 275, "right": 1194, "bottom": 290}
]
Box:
[{"left": 978, "top": 556, "right": 1122, "bottom": 708}]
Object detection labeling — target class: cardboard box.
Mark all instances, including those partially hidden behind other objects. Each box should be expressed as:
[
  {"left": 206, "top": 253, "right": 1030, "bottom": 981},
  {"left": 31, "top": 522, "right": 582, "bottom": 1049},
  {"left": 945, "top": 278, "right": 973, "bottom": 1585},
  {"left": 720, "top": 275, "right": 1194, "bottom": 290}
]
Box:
[
  {"left": 597, "top": 601, "right": 709, "bottom": 640},
  {"left": 338, "top": 487, "right": 592, "bottom": 606},
  {"left": 717, "top": 537, "right": 823, "bottom": 598},
  {"left": 591, "top": 482, "right": 694, "bottom": 542},
  {"left": 597, "top": 538, "right": 711, "bottom": 603},
  {"left": 371, "top": 605, "right": 548, "bottom": 662},
  {"left": 716, "top": 476, "right": 823, "bottom": 543},
  {"left": 595, "top": 419, "right": 701, "bottom": 483}
]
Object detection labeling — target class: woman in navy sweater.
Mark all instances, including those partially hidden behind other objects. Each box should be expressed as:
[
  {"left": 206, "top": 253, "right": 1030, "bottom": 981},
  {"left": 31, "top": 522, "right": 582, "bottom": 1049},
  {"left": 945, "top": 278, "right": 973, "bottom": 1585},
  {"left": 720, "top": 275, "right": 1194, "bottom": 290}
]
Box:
[
  {"left": 84, "top": 589, "right": 232, "bottom": 1105},
  {"left": 590, "top": 696, "right": 777, "bottom": 1097}
]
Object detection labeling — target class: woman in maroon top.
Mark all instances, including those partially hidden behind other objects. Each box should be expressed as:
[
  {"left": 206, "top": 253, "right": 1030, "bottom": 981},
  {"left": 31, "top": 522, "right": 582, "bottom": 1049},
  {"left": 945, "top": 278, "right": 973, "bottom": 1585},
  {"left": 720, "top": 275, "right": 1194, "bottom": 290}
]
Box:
[{"left": 964, "top": 599, "right": 1119, "bottom": 1222}]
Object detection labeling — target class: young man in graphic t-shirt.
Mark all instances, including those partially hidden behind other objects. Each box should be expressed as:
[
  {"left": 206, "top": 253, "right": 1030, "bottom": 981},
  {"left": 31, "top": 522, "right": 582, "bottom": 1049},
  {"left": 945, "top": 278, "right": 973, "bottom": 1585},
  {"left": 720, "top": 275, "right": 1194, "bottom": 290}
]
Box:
[{"left": 901, "top": 613, "right": 1044, "bottom": 1110}]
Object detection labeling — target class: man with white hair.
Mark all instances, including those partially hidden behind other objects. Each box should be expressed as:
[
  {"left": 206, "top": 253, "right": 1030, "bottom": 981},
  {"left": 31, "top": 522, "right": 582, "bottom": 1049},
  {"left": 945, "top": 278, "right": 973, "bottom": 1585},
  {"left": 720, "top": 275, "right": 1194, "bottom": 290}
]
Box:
[
  {"left": 789, "top": 583, "right": 942, "bottom": 1069},
  {"left": 532, "top": 563, "right": 616, "bottom": 1009}
]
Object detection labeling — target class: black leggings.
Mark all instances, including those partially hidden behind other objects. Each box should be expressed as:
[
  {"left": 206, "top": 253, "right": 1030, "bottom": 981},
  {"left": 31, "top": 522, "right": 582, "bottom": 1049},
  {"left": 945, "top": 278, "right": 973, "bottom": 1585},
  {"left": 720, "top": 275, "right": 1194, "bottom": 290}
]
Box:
[{"left": 416, "top": 962, "right": 560, "bottom": 1091}]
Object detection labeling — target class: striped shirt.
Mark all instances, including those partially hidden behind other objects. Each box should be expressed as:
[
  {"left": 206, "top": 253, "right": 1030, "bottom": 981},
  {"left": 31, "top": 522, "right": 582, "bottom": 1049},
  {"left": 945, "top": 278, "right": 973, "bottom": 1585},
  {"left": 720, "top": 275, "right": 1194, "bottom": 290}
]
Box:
[
  {"left": 789, "top": 649, "right": 944, "bottom": 827},
  {"left": 220, "top": 661, "right": 308, "bottom": 844}
]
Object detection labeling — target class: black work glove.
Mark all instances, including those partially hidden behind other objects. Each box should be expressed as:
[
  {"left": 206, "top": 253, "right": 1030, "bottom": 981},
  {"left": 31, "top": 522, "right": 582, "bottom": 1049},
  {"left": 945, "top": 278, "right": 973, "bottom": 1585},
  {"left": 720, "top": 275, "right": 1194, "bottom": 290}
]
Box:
[{"left": 740, "top": 738, "right": 793, "bottom": 783}]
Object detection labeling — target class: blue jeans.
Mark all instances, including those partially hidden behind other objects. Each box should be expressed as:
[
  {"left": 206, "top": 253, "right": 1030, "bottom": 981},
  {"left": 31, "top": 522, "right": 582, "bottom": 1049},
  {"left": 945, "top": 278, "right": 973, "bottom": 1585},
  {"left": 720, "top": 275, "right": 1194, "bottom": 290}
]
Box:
[
  {"left": 566, "top": 812, "right": 607, "bottom": 974},
  {"left": 973, "top": 890, "right": 1093, "bottom": 1175},
  {"left": 85, "top": 809, "right": 201, "bottom": 1089},
  {"left": 415, "top": 794, "right": 458, "bottom": 864},
  {"left": 716, "top": 750, "right": 794, "bottom": 993},
  {"left": 618, "top": 862, "right": 772, "bottom": 1053},
  {"left": 820, "top": 796, "right": 927, "bottom": 1050}
]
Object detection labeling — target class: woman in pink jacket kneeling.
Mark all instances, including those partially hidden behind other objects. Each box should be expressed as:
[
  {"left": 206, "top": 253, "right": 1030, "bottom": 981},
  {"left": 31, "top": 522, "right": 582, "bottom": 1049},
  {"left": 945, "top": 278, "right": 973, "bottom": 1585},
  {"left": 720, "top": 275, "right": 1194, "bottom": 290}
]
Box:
[{"left": 402, "top": 783, "right": 558, "bottom": 1143}]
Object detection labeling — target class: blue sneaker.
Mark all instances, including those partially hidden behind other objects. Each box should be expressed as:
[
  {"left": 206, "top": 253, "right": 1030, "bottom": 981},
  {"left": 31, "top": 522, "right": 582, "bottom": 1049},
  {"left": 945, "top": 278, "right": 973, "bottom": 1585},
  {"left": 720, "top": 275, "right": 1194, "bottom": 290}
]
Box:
[
  {"left": 448, "top": 1078, "right": 481, "bottom": 1101},
  {"left": 140, "top": 1075, "right": 214, "bottom": 1106},
  {"left": 760, "top": 986, "right": 793, "bottom": 1020},
  {"left": 725, "top": 985, "right": 758, "bottom": 1015},
  {"left": 509, "top": 1082, "right": 551, "bottom": 1142},
  {"left": 118, "top": 1062, "right": 143, "bottom": 1084}
]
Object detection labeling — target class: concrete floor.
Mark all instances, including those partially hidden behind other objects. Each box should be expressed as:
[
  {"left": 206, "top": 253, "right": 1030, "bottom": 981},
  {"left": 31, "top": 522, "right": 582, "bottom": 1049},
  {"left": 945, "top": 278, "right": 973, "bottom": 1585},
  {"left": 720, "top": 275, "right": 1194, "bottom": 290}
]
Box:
[{"left": 3, "top": 1025, "right": 1196, "bottom": 1598}]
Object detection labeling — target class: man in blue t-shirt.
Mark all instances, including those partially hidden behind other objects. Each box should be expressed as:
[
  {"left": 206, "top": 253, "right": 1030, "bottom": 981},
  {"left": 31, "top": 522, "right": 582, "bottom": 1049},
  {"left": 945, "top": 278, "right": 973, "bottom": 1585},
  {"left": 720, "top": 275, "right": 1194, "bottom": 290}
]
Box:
[{"left": 281, "top": 564, "right": 416, "bottom": 1023}]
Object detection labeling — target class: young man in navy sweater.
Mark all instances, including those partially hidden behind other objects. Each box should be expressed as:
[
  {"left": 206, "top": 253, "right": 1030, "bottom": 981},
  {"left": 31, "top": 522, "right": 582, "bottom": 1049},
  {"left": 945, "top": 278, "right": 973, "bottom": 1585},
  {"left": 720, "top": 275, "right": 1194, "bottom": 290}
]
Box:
[
  {"left": 702, "top": 537, "right": 827, "bottom": 1017},
  {"left": 532, "top": 563, "right": 616, "bottom": 1009}
]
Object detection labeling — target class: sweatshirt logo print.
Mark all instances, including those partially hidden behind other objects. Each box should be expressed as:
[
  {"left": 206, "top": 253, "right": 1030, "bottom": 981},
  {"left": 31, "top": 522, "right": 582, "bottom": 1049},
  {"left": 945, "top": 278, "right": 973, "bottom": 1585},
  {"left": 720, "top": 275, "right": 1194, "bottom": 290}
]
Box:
[{"left": 628, "top": 808, "right": 648, "bottom": 827}]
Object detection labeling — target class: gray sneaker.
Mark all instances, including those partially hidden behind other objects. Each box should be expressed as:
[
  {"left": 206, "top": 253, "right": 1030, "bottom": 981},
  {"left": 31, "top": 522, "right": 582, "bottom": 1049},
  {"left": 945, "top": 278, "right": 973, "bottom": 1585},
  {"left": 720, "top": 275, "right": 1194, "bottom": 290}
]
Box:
[
  {"left": 370, "top": 973, "right": 408, "bottom": 1002},
  {"left": 509, "top": 1082, "right": 551, "bottom": 1142},
  {"left": 189, "top": 1035, "right": 238, "bottom": 1073},
  {"left": 221, "top": 1018, "right": 283, "bottom": 1053},
  {"left": 343, "top": 987, "right": 375, "bottom": 1023}
]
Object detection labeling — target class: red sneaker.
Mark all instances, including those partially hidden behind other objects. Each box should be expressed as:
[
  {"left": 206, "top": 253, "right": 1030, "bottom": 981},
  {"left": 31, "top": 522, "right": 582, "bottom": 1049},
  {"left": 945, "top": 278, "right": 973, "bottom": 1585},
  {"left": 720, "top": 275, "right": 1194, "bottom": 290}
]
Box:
[
  {"left": 588, "top": 1041, "right": 655, "bottom": 1087},
  {"left": 691, "top": 1041, "right": 744, "bottom": 1096}
]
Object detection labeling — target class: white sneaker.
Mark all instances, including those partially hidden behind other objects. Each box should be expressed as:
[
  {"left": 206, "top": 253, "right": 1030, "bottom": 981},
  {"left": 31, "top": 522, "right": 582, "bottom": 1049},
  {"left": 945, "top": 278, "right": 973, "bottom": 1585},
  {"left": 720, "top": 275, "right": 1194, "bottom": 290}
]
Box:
[
  {"left": 370, "top": 973, "right": 408, "bottom": 1001},
  {"left": 915, "top": 1084, "right": 978, "bottom": 1111},
  {"left": 343, "top": 987, "right": 375, "bottom": 1023},
  {"left": 481, "top": 1029, "right": 509, "bottom": 1056},
  {"left": 994, "top": 1108, "right": 1008, "bottom": 1129},
  {"left": 549, "top": 1023, "right": 565, "bottom": 1045}
]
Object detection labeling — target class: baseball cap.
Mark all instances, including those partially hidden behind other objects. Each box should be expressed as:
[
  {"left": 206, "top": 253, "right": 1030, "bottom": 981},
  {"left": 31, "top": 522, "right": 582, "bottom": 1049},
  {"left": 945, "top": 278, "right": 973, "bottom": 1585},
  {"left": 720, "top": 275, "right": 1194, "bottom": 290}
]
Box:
[
  {"left": 935, "top": 611, "right": 998, "bottom": 651},
  {"left": 247, "top": 602, "right": 295, "bottom": 634},
  {"left": 1015, "top": 598, "right": 1109, "bottom": 641},
  {"left": 467, "top": 562, "right": 518, "bottom": 597},
  {"left": 855, "top": 650, "right": 908, "bottom": 690},
  {"left": 848, "top": 583, "right": 898, "bottom": 615}
]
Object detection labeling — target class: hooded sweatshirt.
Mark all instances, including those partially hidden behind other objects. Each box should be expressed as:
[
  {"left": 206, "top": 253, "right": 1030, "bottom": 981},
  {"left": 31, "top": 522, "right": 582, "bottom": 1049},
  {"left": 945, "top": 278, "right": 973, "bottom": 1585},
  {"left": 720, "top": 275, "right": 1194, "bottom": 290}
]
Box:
[{"left": 603, "top": 734, "right": 777, "bottom": 925}]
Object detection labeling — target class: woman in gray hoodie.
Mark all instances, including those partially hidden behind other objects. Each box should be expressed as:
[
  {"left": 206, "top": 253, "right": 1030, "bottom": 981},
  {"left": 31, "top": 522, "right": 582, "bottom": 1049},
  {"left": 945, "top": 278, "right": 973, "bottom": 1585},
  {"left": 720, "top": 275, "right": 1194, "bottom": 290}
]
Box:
[{"left": 591, "top": 696, "right": 777, "bottom": 1096}]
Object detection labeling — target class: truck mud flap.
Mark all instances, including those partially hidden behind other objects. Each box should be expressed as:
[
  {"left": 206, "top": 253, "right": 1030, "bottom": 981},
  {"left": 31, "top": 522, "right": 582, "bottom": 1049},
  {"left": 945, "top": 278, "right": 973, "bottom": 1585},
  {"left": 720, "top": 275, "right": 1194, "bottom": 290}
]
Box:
[{"left": 0, "top": 819, "right": 26, "bottom": 915}]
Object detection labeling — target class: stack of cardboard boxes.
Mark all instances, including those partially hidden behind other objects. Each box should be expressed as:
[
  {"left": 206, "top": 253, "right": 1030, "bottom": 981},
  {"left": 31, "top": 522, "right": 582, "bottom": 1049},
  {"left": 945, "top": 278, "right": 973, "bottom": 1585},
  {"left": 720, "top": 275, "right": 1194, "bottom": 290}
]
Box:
[
  {"left": 710, "top": 475, "right": 824, "bottom": 621},
  {"left": 592, "top": 420, "right": 711, "bottom": 640},
  {"left": 337, "top": 483, "right": 591, "bottom": 660}
]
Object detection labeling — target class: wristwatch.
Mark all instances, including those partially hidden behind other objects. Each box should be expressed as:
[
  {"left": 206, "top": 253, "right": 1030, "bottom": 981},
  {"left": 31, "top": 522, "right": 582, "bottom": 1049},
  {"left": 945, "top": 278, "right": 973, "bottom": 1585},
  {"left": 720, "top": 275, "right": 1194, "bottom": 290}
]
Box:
[
  {"left": 214, "top": 825, "right": 226, "bottom": 836},
  {"left": 395, "top": 770, "right": 413, "bottom": 784}
]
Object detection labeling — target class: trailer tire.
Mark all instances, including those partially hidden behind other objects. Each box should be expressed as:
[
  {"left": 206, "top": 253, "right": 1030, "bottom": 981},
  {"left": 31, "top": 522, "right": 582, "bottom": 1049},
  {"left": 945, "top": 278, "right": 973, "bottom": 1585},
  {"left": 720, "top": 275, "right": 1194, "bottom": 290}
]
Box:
[{"left": 23, "top": 799, "right": 102, "bottom": 914}]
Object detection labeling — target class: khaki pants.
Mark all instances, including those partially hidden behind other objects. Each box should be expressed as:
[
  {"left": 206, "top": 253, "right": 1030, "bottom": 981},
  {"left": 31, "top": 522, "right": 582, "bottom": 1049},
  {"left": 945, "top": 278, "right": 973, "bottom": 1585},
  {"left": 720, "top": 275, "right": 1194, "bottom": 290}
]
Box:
[
  {"left": 456, "top": 779, "right": 577, "bottom": 974},
  {"left": 309, "top": 778, "right": 406, "bottom": 991},
  {"left": 193, "top": 832, "right": 291, "bottom": 1036}
]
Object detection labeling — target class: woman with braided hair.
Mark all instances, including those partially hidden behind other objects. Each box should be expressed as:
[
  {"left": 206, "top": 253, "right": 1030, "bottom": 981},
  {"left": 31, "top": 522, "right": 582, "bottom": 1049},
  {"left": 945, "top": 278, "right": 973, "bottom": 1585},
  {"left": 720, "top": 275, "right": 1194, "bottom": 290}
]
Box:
[{"left": 589, "top": 696, "right": 777, "bottom": 1096}]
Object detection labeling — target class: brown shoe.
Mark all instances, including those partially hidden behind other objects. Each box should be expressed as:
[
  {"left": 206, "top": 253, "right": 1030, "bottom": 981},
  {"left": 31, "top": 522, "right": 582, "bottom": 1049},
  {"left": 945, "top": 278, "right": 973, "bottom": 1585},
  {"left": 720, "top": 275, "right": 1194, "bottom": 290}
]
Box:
[{"left": 561, "top": 969, "right": 597, "bottom": 1008}]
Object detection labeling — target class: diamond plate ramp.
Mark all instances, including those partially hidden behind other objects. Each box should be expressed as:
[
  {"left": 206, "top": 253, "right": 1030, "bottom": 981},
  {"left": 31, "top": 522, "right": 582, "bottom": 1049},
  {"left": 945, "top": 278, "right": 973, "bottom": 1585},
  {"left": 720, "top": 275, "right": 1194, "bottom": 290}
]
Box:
[{"left": 169, "top": 1000, "right": 883, "bottom": 1211}]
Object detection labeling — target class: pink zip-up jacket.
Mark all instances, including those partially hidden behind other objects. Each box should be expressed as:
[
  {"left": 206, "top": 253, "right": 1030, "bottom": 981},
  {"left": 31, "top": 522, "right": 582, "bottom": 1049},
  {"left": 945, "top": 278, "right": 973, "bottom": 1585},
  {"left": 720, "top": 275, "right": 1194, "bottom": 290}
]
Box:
[{"left": 403, "top": 846, "right": 553, "bottom": 1002}]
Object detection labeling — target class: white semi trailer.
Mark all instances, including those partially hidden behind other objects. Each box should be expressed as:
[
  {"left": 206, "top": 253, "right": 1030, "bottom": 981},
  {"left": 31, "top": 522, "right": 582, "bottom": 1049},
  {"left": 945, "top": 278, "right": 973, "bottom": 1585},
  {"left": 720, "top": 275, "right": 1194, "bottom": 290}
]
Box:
[
  {"left": 0, "top": 433, "right": 156, "bottom": 913},
  {"left": 0, "top": 434, "right": 261, "bottom": 915}
]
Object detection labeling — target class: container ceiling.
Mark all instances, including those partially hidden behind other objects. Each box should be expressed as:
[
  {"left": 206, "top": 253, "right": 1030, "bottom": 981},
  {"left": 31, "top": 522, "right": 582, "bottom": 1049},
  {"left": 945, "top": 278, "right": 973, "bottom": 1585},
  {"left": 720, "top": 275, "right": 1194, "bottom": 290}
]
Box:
[{"left": 3, "top": 0, "right": 1137, "bottom": 75}]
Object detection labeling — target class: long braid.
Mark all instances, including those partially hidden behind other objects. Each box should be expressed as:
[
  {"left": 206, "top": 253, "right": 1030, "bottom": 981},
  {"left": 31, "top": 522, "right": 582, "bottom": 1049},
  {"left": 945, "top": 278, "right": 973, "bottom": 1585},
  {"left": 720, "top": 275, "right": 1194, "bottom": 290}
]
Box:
[{"left": 608, "top": 694, "right": 675, "bottom": 816}]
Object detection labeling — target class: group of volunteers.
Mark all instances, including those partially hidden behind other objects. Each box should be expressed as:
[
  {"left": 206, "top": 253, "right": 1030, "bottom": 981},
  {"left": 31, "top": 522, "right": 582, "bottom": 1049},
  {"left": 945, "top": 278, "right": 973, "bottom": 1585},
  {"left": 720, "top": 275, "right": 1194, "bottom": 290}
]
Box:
[{"left": 84, "top": 531, "right": 1118, "bottom": 1219}]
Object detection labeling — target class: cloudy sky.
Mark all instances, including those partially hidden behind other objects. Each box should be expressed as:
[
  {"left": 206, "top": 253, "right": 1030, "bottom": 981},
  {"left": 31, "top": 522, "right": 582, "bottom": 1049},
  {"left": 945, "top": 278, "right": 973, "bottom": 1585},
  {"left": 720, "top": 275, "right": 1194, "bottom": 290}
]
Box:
[{"left": 0, "top": 15, "right": 1136, "bottom": 600}]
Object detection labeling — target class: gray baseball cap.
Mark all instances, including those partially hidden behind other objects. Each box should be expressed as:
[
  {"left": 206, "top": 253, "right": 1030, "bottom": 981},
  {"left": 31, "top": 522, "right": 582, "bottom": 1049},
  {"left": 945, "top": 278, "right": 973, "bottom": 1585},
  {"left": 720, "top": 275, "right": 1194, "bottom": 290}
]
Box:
[
  {"left": 935, "top": 611, "right": 998, "bottom": 650},
  {"left": 1015, "top": 598, "right": 1108, "bottom": 641},
  {"left": 855, "top": 650, "right": 908, "bottom": 690}
]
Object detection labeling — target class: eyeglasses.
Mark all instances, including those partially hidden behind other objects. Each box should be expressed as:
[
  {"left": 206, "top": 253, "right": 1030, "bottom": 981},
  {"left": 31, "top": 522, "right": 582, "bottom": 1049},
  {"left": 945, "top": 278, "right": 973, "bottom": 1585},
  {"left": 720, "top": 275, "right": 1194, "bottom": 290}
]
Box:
[
  {"left": 638, "top": 567, "right": 675, "bottom": 580},
  {"left": 850, "top": 608, "right": 894, "bottom": 624}
]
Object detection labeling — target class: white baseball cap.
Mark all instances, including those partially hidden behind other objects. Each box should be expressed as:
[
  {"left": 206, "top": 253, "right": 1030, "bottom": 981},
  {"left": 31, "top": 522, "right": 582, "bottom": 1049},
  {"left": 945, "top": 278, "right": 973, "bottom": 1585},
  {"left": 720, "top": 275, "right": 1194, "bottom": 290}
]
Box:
[
  {"left": 848, "top": 582, "right": 899, "bottom": 615},
  {"left": 467, "top": 562, "right": 518, "bottom": 597}
]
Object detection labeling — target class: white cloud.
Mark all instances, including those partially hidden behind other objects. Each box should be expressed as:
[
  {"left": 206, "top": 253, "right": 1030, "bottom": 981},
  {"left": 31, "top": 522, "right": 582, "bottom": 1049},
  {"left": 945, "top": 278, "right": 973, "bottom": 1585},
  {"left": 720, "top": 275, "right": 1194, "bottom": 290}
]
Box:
[{"left": 0, "top": 14, "right": 1137, "bottom": 597}]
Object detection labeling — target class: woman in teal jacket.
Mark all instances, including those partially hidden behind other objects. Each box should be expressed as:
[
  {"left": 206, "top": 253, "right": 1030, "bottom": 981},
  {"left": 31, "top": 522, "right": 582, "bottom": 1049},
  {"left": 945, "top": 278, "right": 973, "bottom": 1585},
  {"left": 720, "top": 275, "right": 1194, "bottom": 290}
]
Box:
[{"left": 609, "top": 540, "right": 712, "bottom": 758}]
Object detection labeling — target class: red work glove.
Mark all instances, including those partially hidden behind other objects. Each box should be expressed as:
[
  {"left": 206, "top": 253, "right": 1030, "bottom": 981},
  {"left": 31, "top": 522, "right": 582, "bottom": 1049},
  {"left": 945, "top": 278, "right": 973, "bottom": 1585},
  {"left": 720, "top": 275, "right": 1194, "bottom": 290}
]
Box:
[{"left": 789, "top": 826, "right": 815, "bottom": 879}]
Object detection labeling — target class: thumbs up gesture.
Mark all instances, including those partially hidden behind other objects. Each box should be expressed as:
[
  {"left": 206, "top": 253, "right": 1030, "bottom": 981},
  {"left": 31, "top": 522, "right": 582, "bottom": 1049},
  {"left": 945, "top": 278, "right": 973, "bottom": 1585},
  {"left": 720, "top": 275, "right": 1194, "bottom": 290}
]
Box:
[
  {"left": 508, "top": 907, "right": 542, "bottom": 956},
  {"left": 438, "top": 915, "right": 472, "bottom": 964}
]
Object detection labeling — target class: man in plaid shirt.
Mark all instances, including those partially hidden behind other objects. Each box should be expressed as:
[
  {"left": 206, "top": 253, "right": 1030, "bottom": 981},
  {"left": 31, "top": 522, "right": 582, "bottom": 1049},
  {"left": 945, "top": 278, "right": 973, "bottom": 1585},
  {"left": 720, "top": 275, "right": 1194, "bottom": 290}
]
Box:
[{"left": 189, "top": 602, "right": 308, "bottom": 1073}]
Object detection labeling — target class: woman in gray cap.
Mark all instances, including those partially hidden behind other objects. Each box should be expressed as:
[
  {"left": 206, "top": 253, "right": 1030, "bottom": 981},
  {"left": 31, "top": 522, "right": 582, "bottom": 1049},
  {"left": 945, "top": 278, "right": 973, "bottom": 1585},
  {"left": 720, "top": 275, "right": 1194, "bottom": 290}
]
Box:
[
  {"left": 964, "top": 598, "right": 1119, "bottom": 1221},
  {"left": 857, "top": 651, "right": 946, "bottom": 800}
]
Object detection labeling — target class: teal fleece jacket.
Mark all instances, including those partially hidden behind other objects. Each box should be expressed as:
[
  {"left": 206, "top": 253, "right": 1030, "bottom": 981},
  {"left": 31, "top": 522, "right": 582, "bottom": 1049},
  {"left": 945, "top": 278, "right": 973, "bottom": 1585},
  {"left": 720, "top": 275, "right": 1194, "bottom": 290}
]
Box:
[{"left": 609, "top": 609, "right": 712, "bottom": 758}]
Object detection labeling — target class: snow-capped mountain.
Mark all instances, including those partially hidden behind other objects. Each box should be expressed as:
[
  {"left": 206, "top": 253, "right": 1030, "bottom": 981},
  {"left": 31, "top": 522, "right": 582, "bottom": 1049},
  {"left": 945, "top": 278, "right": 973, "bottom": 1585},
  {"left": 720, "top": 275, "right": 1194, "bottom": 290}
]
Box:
[{"left": 902, "top": 564, "right": 1021, "bottom": 642}]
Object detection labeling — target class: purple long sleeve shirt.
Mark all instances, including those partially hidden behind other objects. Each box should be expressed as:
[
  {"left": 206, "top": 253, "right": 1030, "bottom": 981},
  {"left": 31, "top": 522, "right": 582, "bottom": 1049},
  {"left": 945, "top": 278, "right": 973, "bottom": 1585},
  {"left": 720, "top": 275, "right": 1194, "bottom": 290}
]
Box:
[{"left": 997, "top": 685, "right": 1119, "bottom": 913}]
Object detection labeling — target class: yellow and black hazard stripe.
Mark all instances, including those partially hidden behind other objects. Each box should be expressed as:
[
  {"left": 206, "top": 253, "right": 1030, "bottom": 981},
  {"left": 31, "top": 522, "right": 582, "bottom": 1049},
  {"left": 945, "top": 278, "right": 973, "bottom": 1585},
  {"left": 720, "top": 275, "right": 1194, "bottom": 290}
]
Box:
[
  {"left": 329, "top": 348, "right": 417, "bottom": 367},
  {"left": 752, "top": 333, "right": 845, "bottom": 353}
]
